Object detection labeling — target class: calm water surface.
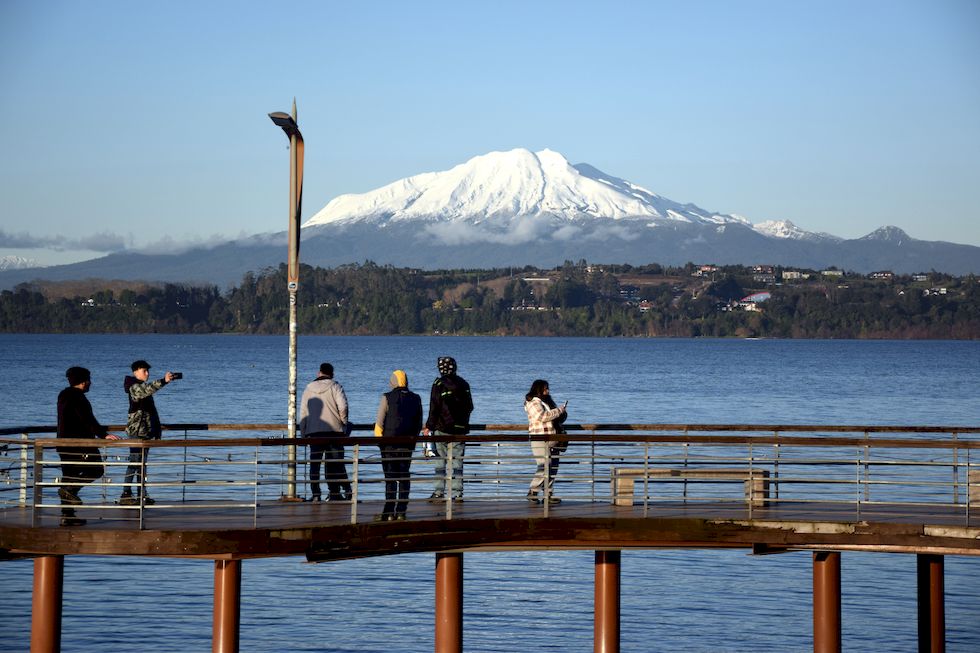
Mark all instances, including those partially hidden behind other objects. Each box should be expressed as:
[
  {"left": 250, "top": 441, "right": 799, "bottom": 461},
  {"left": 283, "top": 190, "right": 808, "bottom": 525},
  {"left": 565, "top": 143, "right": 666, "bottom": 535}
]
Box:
[{"left": 1, "top": 335, "right": 978, "bottom": 652}]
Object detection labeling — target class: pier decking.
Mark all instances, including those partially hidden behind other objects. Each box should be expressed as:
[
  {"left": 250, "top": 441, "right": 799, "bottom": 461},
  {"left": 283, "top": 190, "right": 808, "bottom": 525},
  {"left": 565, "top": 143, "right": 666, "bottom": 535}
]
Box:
[{"left": 2, "top": 423, "right": 978, "bottom": 652}]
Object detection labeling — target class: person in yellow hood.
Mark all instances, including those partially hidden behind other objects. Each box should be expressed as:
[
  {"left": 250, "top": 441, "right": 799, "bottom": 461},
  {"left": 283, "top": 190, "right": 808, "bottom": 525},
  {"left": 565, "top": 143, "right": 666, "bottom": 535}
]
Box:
[{"left": 373, "top": 370, "right": 422, "bottom": 521}]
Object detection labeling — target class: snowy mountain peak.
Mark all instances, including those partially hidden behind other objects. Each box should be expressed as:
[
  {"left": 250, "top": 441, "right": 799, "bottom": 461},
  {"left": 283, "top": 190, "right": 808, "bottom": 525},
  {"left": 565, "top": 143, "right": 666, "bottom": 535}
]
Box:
[
  {"left": 304, "top": 148, "right": 747, "bottom": 232},
  {"left": 0, "top": 255, "right": 42, "bottom": 271}
]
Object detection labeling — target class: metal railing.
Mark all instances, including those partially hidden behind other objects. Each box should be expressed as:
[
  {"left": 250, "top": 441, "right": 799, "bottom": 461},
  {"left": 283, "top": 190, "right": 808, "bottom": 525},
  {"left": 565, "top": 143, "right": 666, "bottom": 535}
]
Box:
[{"left": 1, "top": 423, "right": 978, "bottom": 529}]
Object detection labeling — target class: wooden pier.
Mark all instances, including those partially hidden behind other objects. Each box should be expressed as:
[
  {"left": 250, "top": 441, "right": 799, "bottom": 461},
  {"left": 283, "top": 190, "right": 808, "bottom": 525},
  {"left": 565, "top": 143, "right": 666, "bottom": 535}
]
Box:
[{"left": 2, "top": 423, "right": 978, "bottom": 652}]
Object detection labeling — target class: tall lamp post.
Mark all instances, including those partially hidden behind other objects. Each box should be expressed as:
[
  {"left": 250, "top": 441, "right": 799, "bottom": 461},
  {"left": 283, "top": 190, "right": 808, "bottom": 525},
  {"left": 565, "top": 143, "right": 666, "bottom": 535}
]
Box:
[{"left": 269, "top": 100, "right": 304, "bottom": 500}]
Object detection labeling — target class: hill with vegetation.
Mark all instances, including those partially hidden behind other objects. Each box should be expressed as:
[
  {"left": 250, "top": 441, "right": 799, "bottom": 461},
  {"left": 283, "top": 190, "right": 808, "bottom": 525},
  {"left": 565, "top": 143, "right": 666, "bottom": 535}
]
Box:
[{"left": 1, "top": 262, "right": 977, "bottom": 339}]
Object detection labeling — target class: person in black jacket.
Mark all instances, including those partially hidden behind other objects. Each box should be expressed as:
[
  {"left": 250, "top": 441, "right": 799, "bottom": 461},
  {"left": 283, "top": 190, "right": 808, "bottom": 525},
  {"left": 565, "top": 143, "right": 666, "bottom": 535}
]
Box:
[
  {"left": 373, "top": 370, "right": 422, "bottom": 521},
  {"left": 56, "top": 366, "right": 118, "bottom": 526},
  {"left": 422, "top": 357, "right": 473, "bottom": 501}
]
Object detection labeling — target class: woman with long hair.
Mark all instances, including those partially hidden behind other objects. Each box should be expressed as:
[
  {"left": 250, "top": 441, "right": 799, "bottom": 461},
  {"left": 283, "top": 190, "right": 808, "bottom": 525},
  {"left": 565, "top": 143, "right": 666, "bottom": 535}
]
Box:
[{"left": 523, "top": 379, "right": 567, "bottom": 504}]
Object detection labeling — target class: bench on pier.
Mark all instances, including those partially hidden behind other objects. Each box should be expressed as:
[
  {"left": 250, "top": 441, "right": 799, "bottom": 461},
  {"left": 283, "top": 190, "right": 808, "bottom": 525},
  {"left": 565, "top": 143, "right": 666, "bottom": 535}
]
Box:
[{"left": 610, "top": 467, "right": 770, "bottom": 507}]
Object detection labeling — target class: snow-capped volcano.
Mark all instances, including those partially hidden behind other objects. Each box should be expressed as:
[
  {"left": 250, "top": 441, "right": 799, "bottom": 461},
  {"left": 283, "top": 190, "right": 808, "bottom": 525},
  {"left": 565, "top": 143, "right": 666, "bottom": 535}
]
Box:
[{"left": 305, "top": 148, "right": 761, "bottom": 242}]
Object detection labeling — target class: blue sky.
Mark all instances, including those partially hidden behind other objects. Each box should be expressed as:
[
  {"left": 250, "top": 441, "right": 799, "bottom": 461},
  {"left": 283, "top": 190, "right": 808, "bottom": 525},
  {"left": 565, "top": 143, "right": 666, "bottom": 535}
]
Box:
[{"left": 1, "top": 0, "right": 978, "bottom": 266}]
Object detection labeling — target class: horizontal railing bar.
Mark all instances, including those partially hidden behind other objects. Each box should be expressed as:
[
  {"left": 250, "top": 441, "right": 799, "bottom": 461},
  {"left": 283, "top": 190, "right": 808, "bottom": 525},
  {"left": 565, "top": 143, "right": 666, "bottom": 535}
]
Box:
[
  {"left": 3, "top": 422, "right": 978, "bottom": 437},
  {"left": 16, "top": 434, "right": 980, "bottom": 450}
]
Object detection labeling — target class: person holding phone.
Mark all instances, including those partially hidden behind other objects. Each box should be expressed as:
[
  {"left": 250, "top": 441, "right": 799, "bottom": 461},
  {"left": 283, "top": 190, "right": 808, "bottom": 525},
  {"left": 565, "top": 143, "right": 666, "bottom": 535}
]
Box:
[
  {"left": 523, "top": 379, "right": 568, "bottom": 504},
  {"left": 119, "top": 359, "right": 178, "bottom": 505}
]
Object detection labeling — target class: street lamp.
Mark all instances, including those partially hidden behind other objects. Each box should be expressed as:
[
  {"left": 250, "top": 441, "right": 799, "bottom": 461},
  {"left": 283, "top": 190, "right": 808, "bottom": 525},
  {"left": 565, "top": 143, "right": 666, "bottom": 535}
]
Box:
[{"left": 269, "top": 99, "right": 305, "bottom": 500}]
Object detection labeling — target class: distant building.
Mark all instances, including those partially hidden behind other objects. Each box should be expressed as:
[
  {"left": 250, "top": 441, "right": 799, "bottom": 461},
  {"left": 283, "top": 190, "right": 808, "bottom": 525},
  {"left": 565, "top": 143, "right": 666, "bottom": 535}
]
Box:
[
  {"left": 693, "top": 265, "right": 718, "bottom": 277},
  {"left": 924, "top": 287, "right": 948, "bottom": 296},
  {"left": 869, "top": 271, "right": 894, "bottom": 280},
  {"left": 912, "top": 274, "right": 929, "bottom": 282},
  {"left": 821, "top": 270, "right": 844, "bottom": 278},
  {"left": 782, "top": 270, "right": 810, "bottom": 280},
  {"left": 752, "top": 273, "right": 776, "bottom": 284},
  {"left": 751, "top": 265, "right": 774, "bottom": 274}
]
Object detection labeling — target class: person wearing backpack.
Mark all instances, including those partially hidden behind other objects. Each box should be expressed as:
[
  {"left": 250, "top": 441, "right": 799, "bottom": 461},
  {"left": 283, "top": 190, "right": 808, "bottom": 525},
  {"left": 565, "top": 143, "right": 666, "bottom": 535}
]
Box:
[{"left": 423, "top": 357, "right": 473, "bottom": 502}]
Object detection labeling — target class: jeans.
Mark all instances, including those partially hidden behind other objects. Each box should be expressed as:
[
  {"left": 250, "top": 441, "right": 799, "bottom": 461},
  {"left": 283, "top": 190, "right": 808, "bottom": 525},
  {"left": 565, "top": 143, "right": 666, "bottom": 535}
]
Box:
[
  {"left": 529, "top": 440, "right": 561, "bottom": 496},
  {"left": 379, "top": 445, "right": 414, "bottom": 515},
  {"left": 308, "top": 432, "right": 351, "bottom": 499},
  {"left": 57, "top": 448, "right": 104, "bottom": 514},
  {"left": 432, "top": 433, "right": 465, "bottom": 498},
  {"left": 123, "top": 445, "right": 149, "bottom": 496}
]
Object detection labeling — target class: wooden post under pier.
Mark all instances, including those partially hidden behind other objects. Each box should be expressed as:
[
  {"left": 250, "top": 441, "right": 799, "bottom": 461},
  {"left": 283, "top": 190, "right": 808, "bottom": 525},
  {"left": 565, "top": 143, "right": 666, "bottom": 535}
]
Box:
[
  {"left": 917, "top": 554, "right": 945, "bottom": 653},
  {"left": 813, "top": 551, "right": 842, "bottom": 653},
  {"left": 435, "top": 552, "right": 463, "bottom": 653},
  {"left": 31, "top": 555, "right": 64, "bottom": 653},
  {"left": 594, "top": 550, "right": 621, "bottom": 653},
  {"left": 213, "top": 559, "right": 242, "bottom": 653}
]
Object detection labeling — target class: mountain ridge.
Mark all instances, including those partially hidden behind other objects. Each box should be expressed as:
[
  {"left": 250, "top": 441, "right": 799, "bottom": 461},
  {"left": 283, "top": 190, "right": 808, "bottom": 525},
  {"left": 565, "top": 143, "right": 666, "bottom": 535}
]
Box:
[{"left": 1, "top": 148, "right": 977, "bottom": 288}]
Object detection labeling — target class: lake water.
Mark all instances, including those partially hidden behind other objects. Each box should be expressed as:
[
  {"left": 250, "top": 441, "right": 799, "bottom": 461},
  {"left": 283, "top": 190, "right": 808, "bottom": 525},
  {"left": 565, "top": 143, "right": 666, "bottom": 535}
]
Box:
[{"left": 1, "top": 335, "right": 979, "bottom": 651}]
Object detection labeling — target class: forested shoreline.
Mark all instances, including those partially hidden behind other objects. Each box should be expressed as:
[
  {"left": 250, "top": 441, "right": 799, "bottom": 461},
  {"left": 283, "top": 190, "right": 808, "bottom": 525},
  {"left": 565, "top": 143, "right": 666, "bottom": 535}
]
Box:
[{"left": 1, "top": 262, "right": 977, "bottom": 339}]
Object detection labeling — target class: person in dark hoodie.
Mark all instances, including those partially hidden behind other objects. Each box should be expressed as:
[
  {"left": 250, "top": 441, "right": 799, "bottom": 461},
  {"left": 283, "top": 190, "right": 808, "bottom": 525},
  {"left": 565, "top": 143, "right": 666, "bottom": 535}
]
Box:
[
  {"left": 120, "top": 360, "right": 177, "bottom": 505},
  {"left": 57, "top": 366, "right": 118, "bottom": 526},
  {"left": 298, "top": 362, "right": 352, "bottom": 502},
  {"left": 373, "top": 369, "right": 422, "bottom": 521},
  {"left": 422, "top": 356, "right": 473, "bottom": 502}
]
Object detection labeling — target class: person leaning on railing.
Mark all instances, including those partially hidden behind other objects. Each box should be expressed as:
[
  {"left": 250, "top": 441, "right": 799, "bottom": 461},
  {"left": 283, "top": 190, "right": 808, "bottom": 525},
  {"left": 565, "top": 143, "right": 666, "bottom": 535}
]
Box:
[
  {"left": 422, "top": 356, "right": 473, "bottom": 502},
  {"left": 56, "top": 366, "right": 120, "bottom": 526},
  {"left": 524, "top": 379, "right": 567, "bottom": 505},
  {"left": 373, "top": 370, "right": 423, "bottom": 521},
  {"left": 298, "top": 362, "right": 353, "bottom": 502}
]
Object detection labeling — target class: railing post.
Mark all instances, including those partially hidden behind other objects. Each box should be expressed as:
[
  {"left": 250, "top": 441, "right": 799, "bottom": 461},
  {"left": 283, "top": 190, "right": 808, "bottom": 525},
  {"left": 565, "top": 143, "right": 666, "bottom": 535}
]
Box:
[
  {"left": 31, "top": 555, "right": 64, "bottom": 653},
  {"left": 813, "top": 551, "right": 842, "bottom": 653},
  {"left": 351, "top": 443, "right": 359, "bottom": 524},
  {"left": 435, "top": 552, "right": 463, "bottom": 653},
  {"left": 20, "top": 432, "right": 29, "bottom": 506},
  {"left": 863, "top": 431, "right": 871, "bottom": 502},
  {"left": 773, "top": 430, "right": 780, "bottom": 500},
  {"left": 917, "top": 554, "right": 945, "bottom": 653},
  {"left": 543, "top": 438, "right": 550, "bottom": 518},
  {"left": 594, "top": 550, "right": 621, "bottom": 653},
  {"left": 32, "top": 441, "right": 43, "bottom": 528},
  {"left": 950, "top": 432, "right": 958, "bottom": 506}
]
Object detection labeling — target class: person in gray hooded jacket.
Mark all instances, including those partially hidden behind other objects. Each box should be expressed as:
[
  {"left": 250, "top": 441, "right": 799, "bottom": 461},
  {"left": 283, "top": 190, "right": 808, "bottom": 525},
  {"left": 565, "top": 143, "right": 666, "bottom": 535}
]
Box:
[{"left": 299, "top": 362, "right": 352, "bottom": 501}]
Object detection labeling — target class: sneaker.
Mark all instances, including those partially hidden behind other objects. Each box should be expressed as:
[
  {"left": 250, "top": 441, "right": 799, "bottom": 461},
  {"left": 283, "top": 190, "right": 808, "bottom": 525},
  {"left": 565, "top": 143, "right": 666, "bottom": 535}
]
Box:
[
  {"left": 58, "top": 487, "right": 82, "bottom": 505},
  {"left": 374, "top": 513, "right": 393, "bottom": 522},
  {"left": 118, "top": 494, "right": 138, "bottom": 506},
  {"left": 427, "top": 494, "right": 445, "bottom": 502},
  {"left": 526, "top": 492, "right": 540, "bottom": 503},
  {"left": 306, "top": 494, "right": 322, "bottom": 503},
  {"left": 61, "top": 516, "right": 87, "bottom": 527},
  {"left": 393, "top": 513, "right": 407, "bottom": 521},
  {"left": 544, "top": 496, "right": 562, "bottom": 505},
  {"left": 142, "top": 496, "right": 156, "bottom": 506},
  {"left": 452, "top": 497, "right": 464, "bottom": 504}
]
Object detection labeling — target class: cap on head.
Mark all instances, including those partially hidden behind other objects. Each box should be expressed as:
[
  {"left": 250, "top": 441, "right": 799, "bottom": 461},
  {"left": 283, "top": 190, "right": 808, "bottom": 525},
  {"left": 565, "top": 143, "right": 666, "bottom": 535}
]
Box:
[
  {"left": 131, "top": 360, "right": 151, "bottom": 372},
  {"left": 389, "top": 370, "right": 408, "bottom": 388},
  {"left": 319, "top": 362, "right": 334, "bottom": 378},
  {"left": 66, "top": 366, "right": 91, "bottom": 386},
  {"left": 437, "top": 356, "right": 457, "bottom": 375}
]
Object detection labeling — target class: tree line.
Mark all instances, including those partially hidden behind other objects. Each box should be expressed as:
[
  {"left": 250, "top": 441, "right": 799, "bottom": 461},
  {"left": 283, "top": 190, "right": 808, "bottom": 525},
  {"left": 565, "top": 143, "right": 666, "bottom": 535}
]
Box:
[{"left": 1, "top": 261, "right": 977, "bottom": 339}]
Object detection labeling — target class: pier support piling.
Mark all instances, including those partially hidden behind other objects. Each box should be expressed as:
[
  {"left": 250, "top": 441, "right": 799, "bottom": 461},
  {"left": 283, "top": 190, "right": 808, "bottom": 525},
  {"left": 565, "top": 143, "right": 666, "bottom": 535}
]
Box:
[
  {"left": 212, "top": 559, "right": 242, "bottom": 653},
  {"left": 917, "top": 554, "right": 945, "bottom": 653},
  {"left": 813, "top": 551, "right": 841, "bottom": 653},
  {"left": 31, "top": 555, "right": 64, "bottom": 653},
  {"left": 435, "top": 552, "right": 463, "bottom": 653},
  {"left": 594, "top": 550, "right": 621, "bottom": 653}
]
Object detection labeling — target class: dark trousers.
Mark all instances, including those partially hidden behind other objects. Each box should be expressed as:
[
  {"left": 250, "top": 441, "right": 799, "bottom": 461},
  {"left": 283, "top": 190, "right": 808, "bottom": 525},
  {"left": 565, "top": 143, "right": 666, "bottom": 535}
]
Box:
[
  {"left": 379, "top": 445, "right": 414, "bottom": 515},
  {"left": 123, "top": 445, "right": 150, "bottom": 496},
  {"left": 309, "top": 433, "right": 351, "bottom": 499},
  {"left": 58, "top": 448, "right": 104, "bottom": 515}
]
